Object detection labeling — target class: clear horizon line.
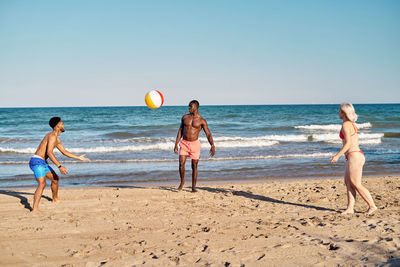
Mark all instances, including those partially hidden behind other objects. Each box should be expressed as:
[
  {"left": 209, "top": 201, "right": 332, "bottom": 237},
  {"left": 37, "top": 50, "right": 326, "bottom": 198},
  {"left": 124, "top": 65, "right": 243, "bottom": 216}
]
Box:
[{"left": 1, "top": 102, "right": 399, "bottom": 109}]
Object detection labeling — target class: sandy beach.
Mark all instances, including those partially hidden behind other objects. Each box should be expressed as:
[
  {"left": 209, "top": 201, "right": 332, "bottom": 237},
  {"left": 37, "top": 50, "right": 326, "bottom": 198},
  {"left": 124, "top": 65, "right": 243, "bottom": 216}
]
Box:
[{"left": 0, "top": 175, "right": 399, "bottom": 266}]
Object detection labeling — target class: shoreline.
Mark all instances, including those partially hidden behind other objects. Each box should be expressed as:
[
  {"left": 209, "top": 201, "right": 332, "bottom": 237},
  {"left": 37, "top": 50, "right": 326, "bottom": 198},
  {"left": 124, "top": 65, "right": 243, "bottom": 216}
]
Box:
[
  {"left": 1, "top": 175, "right": 399, "bottom": 266},
  {"left": 1, "top": 173, "right": 399, "bottom": 191}
]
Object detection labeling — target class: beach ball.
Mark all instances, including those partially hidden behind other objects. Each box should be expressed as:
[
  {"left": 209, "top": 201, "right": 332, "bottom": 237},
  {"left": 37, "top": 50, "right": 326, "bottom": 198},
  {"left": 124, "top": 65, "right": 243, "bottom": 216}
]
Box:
[{"left": 145, "top": 90, "right": 164, "bottom": 109}]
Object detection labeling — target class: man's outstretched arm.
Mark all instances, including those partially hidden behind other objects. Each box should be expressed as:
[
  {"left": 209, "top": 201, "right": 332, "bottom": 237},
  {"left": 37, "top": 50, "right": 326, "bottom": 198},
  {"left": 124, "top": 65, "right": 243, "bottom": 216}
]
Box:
[{"left": 56, "top": 140, "right": 90, "bottom": 161}]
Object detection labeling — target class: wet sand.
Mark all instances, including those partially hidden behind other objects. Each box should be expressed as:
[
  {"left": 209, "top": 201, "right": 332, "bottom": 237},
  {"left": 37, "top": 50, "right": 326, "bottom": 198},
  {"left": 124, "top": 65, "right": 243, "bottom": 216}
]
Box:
[{"left": 0, "top": 175, "right": 399, "bottom": 266}]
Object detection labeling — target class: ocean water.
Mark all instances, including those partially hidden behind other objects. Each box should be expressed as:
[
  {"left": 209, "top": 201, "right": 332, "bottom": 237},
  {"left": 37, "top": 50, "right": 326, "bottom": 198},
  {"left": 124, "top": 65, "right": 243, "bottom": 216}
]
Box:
[{"left": 0, "top": 104, "right": 399, "bottom": 188}]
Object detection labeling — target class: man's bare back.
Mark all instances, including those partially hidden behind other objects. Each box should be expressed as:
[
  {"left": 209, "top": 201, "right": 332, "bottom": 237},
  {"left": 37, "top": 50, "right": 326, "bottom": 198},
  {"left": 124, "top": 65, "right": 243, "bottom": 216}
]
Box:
[{"left": 35, "top": 132, "right": 56, "bottom": 160}]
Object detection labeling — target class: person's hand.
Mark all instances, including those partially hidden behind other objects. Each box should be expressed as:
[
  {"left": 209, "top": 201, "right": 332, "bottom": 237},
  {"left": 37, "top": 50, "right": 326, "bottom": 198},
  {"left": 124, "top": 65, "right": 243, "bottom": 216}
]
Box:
[
  {"left": 79, "top": 154, "right": 90, "bottom": 162},
  {"left": 331, "top": 154, "right": 339, "bottom": 163},
  {"left": 209, "top": 145, "right": 215, "bottom": 157},
  {"left": 174, "top": 145, "right": 178, "bottom": 154},
  {"left": 59, "top": 166, "right": 68, "bottom": 175}
]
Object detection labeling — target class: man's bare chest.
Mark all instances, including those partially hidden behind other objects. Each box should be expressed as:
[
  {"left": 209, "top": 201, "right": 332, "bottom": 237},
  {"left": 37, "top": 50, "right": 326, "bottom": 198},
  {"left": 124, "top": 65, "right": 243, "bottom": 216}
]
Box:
[{"left": 183, "top": 117, "right": 202, "bottom": 129}]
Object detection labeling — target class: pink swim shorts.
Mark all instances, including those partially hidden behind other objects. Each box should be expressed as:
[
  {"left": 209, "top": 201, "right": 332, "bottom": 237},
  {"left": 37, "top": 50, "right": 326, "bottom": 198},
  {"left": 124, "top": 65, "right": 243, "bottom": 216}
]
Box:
[{"left": 179, "top": 139, "right": 201, "bottom": 160}]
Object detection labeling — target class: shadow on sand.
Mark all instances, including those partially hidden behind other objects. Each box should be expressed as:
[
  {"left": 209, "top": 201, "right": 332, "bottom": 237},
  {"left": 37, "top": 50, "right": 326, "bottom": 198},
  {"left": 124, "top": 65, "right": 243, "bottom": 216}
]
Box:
[
  {"left": 0, "top": 190, "right": 52, "bottom": 211},
  {"left": 105, "top": 185, "right": 147, "bottom": 189},
  {"left": 196, "top": 186, "right": 337, "bottom": 212},
  {"left": 159, "top": 186, "right": 181, "bottom": 193}
]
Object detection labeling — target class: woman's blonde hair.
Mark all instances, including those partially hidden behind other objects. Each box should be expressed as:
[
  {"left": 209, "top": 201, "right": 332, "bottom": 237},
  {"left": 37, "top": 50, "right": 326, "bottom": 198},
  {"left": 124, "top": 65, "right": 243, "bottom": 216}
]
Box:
[{"left": 340, "top": 102, "right": 358, "bottom": 122}]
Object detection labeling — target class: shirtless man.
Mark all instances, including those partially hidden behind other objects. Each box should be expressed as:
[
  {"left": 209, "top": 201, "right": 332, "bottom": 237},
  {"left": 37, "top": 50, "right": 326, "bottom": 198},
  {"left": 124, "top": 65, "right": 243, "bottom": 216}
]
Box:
[
  {"left": 174, "top": 100, "right": 215, "bottom": 192},
  {"left": 28, "top": 117, "right": 89, "bottom": 211}
]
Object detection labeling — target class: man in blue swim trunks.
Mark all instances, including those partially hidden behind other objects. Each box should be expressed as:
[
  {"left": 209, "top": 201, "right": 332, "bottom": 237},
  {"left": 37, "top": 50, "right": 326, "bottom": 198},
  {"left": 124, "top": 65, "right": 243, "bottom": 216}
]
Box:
[{"left": 29, "top": 117, "right": 89, "bottom": 212}]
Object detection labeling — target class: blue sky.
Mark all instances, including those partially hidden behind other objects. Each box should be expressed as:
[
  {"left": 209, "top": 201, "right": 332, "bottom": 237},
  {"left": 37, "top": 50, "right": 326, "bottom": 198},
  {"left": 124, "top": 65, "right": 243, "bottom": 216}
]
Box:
[{"left": 0, "top": 0, "right": 399, "bottom": 107}]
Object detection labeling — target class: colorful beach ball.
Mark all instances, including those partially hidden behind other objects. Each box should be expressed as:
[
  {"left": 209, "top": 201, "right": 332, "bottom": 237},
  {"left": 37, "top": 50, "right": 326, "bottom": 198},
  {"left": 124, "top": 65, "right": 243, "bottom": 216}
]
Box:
[{"left": 145, "top": 90, "right": 164, "bottom": 109}]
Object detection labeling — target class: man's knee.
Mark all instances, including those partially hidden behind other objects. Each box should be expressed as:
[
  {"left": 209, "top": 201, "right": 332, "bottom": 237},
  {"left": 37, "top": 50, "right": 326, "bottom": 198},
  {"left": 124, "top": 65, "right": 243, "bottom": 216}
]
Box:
[
  {"left": 179, "top": 155, "right": 187, "bottom": 164},
  {"left": 36, "top": 177, "right": 46, "bottom": 188},
  {"left": 37, "top": 180, "right": 46, "bottom": 188},
  {"left": 179, "top": 166, "right": 185, "bottom": 173},
  {"left": 191, "top": 160, "right": 199, "bottom": 168},
  {"left": 47, "top": 171, "right": 59, "bottom": 181},
  {"left": 51, "top": 171, "right": 59, "bottom": 180}
]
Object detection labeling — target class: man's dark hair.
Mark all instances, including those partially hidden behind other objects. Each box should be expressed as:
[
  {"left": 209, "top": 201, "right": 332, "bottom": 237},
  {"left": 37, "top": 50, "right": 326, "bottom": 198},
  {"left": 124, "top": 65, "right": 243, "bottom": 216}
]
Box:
[
  {"left": 49, "top": 117, "right": 61, "bottom": 129},
  {"left": 189, "top": 100, "right": 199, "bottom": 108}
]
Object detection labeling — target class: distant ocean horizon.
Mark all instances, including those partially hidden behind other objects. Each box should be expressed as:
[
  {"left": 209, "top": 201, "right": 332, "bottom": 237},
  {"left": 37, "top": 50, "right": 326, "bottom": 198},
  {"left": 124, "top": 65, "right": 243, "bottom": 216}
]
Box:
[
  {"left": 2, "top": 102, "right": 400, "bottom": 108},
  {"left": 1, "top": 104, "right": 399, "bottom": 188}
]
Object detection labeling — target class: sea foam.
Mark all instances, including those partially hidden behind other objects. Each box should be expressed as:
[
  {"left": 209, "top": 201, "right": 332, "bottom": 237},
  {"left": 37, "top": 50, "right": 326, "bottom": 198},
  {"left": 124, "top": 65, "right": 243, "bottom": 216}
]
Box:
[{"left": 295, "top": 122, "right": 372, "bottom": 131}]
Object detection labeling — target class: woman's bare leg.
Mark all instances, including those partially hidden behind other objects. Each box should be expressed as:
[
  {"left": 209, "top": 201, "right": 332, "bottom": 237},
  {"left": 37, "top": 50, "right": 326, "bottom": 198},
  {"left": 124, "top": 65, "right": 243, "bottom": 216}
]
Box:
[
  {"left": 348, "top": 154, "right": 377, "bottom": 214},
  {"left": 342, "top": 162, "right": 356, "bottom": 214}
]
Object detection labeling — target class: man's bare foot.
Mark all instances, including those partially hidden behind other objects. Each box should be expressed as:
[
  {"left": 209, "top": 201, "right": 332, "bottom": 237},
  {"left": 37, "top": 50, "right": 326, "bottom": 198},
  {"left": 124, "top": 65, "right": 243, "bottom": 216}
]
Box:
[
  {"left": 365, "top": 206, "right": 377, "bottom": 215},
  {"left": 31, "top": 209, "right": 43, "bottom": 213},
  {"left": 177, "top": 185, "right": 184, "bottom": 191},
  {"left": 341, "top": 209, "right": 354, "bottom": 215},
  {"left": 191, "top": 188, "right": 198, "bottom": 193},
  {"left": 52, "top": 198, "right": 61, "bottom": 203}
]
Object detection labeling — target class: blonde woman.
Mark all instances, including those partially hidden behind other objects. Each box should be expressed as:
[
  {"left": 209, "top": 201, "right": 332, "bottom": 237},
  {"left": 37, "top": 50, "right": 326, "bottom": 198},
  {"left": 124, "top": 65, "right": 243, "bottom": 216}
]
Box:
[{"left": 331, "top": 103, "right": 377, "bottom": 214}]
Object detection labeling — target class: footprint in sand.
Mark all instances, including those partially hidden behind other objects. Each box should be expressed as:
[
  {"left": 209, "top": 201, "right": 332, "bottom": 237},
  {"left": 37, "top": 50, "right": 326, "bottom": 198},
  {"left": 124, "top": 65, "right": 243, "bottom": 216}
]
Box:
[
  {"left": 168, "top": 256, "right": 180, "bottom": 264},
  {"left": 149, "top": 252, "right": 159, "bottom": 259},
  {"left": 202, "top": 226, "right": 211, "bottom": 232},
  {"left": 327, "top": 243, "right": 340, "bottom": 251}
]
